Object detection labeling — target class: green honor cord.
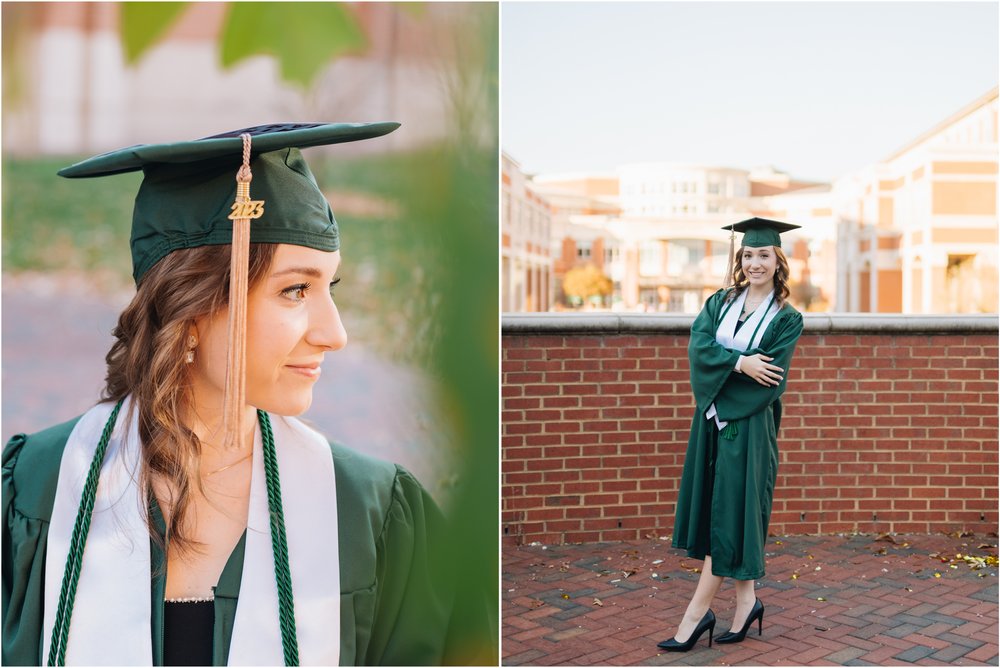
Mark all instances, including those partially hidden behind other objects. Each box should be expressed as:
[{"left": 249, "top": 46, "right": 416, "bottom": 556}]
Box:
[
  {"left": 47, "top": 403, "right": 300, "bottom": 666},
  {"left": 46, "top": 400, "right": 124, "bottom": 666},
  {"left": 258, "top": 409, "right": 300, "bottom": 666}
]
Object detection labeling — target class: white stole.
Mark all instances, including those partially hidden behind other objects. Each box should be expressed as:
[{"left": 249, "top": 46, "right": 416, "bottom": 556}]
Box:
[
  {"left": 705, "top": 289, "right": 780, "bottom": 430},
  {"left": 44, "top": 397, "right": 340, "bottom": 665}
]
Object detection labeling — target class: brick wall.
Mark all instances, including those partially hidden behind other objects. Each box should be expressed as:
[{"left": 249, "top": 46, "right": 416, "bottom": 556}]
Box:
[{"left": 502, "top": 314, "right": 999, "bottom": 546}]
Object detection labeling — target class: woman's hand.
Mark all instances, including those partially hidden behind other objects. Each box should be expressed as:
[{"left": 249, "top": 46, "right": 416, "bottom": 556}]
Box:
[{"left": 740, "top": 354, "right": 784, "bottom": 387}]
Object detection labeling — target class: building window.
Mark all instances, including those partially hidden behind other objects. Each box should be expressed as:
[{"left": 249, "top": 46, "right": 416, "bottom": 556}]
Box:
[
  {"left": 605, "top": 246, "right": 618, "bottom": 265},
  {"left": 666, "top": 239, "right": 705, "bottom": 277},
  {"left": 707, "top": 182, "right": 721, "bottom": 195},
  {"left": 577, "top": 240, "right": 592, "bottom": 260},
  {"left": 639, "top": 288, "right": 659, "bottom": 310},
  {"left": 639, "top": 241, "right": 662, "bottom": 276},
  {"left": 666, "top": 289, "right": 703, "bottom": 313}
]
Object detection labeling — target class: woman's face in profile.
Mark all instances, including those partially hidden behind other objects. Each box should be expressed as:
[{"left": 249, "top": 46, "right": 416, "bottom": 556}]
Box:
[
  {"left": 192, "top": 245, "right": 347, "bottom": 417},
  {"left": 741, "top": 245, "right": 777, "bottom": 288}
]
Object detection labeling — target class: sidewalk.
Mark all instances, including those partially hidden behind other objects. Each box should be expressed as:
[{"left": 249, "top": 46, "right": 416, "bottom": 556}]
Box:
[{"left": 503, "top": 533, "right": 998, "bottom": 666}]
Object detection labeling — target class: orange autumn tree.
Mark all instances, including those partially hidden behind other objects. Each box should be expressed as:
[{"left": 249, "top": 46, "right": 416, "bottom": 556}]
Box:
[{"left": 562, "top": 263, "right": 612, "bottom": 307}]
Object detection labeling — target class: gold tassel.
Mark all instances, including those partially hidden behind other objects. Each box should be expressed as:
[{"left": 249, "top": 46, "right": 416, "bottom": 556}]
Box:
[
  {"left": 222, "top": 133, "right": 265, "bottom": 451},
  {"left": 724, "top": 227, "right": 736, "bottom": 289}
]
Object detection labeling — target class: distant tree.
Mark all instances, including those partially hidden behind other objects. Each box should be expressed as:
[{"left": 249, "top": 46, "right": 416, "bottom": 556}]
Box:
[
  {"left": 563, "top": 264, "right": 612, "bottom": 307},
  {"left": 789, "top": 279, "right": 820, "bottom": 310}
]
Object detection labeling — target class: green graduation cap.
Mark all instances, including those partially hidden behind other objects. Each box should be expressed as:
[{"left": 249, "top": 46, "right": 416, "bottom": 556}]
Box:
[
  {"left": 722, "top": 217, "right": 800, "bottom": 249},
  {"left": 58, "top": 121, "right": 399, "bottom": 452},
  {"left": 59, "top": 121, "right": 400, "bottom": 283}
]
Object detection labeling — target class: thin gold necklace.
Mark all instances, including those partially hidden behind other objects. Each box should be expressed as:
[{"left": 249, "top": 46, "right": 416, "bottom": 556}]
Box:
[{"left": 205, "top": 451, "right": 252, "bottom": 477}]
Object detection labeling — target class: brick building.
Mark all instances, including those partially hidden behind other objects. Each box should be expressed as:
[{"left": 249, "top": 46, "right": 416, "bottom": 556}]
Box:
[
  {"left": 528, "top": 165, "right": 818, "bottom": 313},
  {"left": 510, "top": 88, "right": 998, "bottom": 315},
  {"left": 833, "top": 87, "right": 998, "bottom": 314},
  {"left": 502, "top": 153, "right": 554, "bottom": 312}
]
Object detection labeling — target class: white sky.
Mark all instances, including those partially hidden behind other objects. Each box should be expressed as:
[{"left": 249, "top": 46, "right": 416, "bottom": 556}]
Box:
[{"left": 502, "top": 1, "right": 999, "bottom": 182}]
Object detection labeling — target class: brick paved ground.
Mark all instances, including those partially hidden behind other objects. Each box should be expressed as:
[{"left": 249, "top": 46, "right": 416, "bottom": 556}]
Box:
[
  {"left": 1, "top": 277, "right": 454, "bottom": 499},
  {"left": 503, "top": 533, "right": 998, "bottom": 666}
]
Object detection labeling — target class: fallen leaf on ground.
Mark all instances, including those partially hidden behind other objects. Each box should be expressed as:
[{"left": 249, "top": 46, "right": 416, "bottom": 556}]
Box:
[
  {"left": 593, "top": 598, "right": 603, "bottom": 607},
  {"left": 679, "top": 561, "right": 702, "bottom": 573}
]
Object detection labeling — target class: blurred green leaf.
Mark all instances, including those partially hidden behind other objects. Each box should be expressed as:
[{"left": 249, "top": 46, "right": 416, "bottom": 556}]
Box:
[
  {"left": 396, "top": 3, "right": 426, "bottom": 18},
  {"left": 220, "top": 3, "right": 367, "bottom": 87},
  {"left": 120, "top": 3, "right": 188, "bottom": 63}
]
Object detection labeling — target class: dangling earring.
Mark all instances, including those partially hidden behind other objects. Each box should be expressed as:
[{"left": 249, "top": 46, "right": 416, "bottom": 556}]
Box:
[{"left": 186, "top": 335, "right": 197, "bottom": 364}]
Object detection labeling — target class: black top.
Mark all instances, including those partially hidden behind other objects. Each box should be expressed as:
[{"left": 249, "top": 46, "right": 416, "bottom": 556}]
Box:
[{"left": 163, "top": 600, "right": 214, "bottom": 666}]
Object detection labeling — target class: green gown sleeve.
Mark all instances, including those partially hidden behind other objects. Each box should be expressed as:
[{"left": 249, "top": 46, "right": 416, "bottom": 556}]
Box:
[
  {"left": 332, "top": 443, "right": 464, "bottom": 666},
  {"left": 3, "top": 418, "right": 80, "bottom": 667},
  {"left": 2, "top": 434, "right": 45, "bottom": 667},
  {"left": 365, "top": 467, "right": 453, "bottom": 666},
  {"left": 687, "top": 289, "right": 743, "bottom": 410},
  {"left": 713, "top": 308, "right": 803, "bottom": 422}
]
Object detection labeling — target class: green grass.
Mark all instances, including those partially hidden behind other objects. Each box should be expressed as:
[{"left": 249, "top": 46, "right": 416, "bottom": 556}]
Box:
[{"left": 2, "top": 157, "right": 140, "bottom": 278}]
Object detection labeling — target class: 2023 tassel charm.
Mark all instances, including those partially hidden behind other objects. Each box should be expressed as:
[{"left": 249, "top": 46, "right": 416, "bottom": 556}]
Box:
[{"left": 221, "top": 133, "right": 265, "bottom": 452}]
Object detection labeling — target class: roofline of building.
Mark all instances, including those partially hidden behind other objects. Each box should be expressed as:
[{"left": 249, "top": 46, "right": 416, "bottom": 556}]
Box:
[
  {"left": 533, "top": 171, "right": 620, "bottom": 183},
  {"left": 883, "top": 86, "right": 999, "bottom": 163},
  {"left": 760, "top": 183, "right": 833, "bottom": 197},
  {"left": 617, "top": 162, "right": 750, "bottom": 174}
]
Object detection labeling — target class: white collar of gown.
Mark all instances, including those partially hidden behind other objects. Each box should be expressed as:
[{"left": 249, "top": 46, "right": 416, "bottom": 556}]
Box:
[
  {"left": 706, "top": 288, "right": 781, "bottom": 428},
  {"left": 43, "top": 396, "right": 340, "bottom": 665}
]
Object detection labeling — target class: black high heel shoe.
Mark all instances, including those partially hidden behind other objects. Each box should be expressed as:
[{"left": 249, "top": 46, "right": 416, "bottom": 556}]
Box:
[
  {"left": 716, "top": 598, "right": 764, "bottom": 643},
  {"left": 657, "top": 609, "right": 716, "bottom": 652}
]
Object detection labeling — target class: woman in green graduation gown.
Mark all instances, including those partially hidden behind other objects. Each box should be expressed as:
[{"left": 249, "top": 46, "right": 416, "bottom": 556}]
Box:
[
  {"left": 2, "top": 124, "right": 473, "bottom": 666},
  {"left": 659, "top": 218, "right": 804, "bottom": 652}
]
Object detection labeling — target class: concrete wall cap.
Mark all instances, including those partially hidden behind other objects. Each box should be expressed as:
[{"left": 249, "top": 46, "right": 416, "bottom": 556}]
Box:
[{"left": 502, "top": 312, "right": 999, "bottom": 335}]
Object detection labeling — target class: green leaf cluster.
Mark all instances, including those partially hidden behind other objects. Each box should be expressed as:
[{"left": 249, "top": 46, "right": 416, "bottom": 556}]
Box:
[{"left": 121, "top": 2, "right": 368, "bottom": 88}]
